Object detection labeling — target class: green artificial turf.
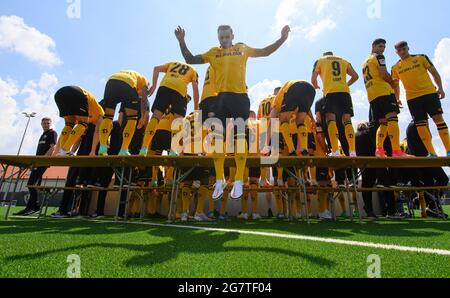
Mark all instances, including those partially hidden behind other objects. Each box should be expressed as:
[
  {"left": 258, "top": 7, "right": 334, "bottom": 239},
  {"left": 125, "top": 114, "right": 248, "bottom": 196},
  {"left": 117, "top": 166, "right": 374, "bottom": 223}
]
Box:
[{"left": 1, "top": 206, "right": 449, "bottom": 278}]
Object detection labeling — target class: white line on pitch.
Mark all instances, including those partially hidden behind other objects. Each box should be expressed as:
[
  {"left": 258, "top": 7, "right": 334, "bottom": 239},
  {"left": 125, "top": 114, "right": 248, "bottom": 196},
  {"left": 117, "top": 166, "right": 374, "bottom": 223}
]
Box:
[{"left": 94, "top": 220, "right": 450, "bottom": 257}]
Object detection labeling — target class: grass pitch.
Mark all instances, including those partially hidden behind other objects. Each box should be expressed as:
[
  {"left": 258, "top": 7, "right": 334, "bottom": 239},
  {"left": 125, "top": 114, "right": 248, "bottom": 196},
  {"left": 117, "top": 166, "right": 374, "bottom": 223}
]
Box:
[{"left": 1, "top": 207, "right": 450, "bottom": 278}]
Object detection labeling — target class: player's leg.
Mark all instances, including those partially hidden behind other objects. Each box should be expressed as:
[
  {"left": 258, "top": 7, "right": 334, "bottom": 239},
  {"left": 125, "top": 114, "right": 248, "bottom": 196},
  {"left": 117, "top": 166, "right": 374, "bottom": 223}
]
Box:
[
  {"left": 57, "top": 117, "right": 76, "bottom": 153},
  {"left": 61, "top": 116, "right": 89, "bottom": 155},
  {"left": 409, "top": 96, "right": 438, "bottom": 156},
  {"left": 342, "top": 113, "right": 356, "bottom": 157},
  {"left": 325, "top": 94, "right": 341, "bottom": 157},
  {"left": 432, "top": 114, "right": 450, "bottom": 156}
]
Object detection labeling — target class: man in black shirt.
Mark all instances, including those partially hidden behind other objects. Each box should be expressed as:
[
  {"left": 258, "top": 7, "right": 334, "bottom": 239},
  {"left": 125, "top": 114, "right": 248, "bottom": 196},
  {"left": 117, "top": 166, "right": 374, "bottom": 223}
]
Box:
[{"left": 14, "top": 117, "right": 58, "bottom": 216}]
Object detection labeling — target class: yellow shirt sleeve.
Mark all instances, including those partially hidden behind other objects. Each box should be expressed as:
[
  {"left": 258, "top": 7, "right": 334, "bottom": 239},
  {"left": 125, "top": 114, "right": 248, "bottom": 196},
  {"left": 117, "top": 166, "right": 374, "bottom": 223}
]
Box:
[
  {"left": 243, "top": 44, "right": 256, "bottom": 58},
  {"left": 391, "top": 65, "right": 399, "bottom": 81},
  {"left": 201, "top": 48, "right": 215, "bottom": 63}
]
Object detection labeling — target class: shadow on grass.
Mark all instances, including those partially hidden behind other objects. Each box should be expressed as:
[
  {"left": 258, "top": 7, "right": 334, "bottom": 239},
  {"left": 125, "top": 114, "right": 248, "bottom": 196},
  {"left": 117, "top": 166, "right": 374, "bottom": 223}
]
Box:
[{"left": 3, "top": 226, "right": 336, "bottom": 270}]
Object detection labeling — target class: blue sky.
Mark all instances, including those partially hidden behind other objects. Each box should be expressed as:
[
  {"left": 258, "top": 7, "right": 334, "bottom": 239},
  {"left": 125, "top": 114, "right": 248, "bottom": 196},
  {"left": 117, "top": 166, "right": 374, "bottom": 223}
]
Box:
[{"left": 0, "top": 0, "right": 449, "bottom": 155}]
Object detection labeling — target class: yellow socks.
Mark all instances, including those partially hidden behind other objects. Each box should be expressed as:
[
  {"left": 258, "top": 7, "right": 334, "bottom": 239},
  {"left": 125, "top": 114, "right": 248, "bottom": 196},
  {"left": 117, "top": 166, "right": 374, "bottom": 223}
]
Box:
[
  {"left": 62, "top": 122, "right": 87, "bottom": 152},
  {"left": 196, "top": 186, "right": 209, "bottom": 214},
  {"left": 99, "top": 117, "right": 113, "bottom": 147},
  {"left": 416, "top": 121, "right": 437, "bottom": 156},
  {"left": 181, "top": 186, "right": 191, "bottom": 214},
  {"left": 344, "top": 121, "right": 356, "bottom": 153},
  {"left": 387, "top": 117, "right": 401, "bottom": 151},
  {"left": 241, "top": 192, "right": 249, "bottom": 214},
  {"left": 297, "top": 124, "right": 308, "bottom": 151},
  {"left": 234, "top": 139, "right": 248, "bottom": 182},
  {"left": 250, "top": 184, "right": 258, "bottom": 213},
  {"left": 437, "top": 121, "right": 450, "bottom": 152},
  {"left": 59, "top": 123, "right": 74, "bottom": 149},
  {"left": 419, "top": 192, "right": 427, "bottom": 212},
  {"left": 327, "top": 120, "right": 340, "bottom": 153},
  {"left": 147, "top": 191, "right": 157, "bottom": 215},
  {"left": 281, "top": 122, "right": 295, "bottom": 153},
  {"left": 318, "top": 190, "right": 328, "bottom": 213},
  {"left": 142, "top": 117, "right": 159, "bottom": 150},
  {"left": 213, "top": 151, "right": 226, "bottom": 181},
  {"left": 376, "top": 123, "right": 388, "bottom": 149},
  {"left": 121, "top": 117, "right": 137, "bottom": 151}
]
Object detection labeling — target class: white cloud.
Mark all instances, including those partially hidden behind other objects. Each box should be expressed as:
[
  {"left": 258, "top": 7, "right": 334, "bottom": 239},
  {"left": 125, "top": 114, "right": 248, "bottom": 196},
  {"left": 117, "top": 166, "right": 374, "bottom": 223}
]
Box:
[
  {"left": 0, "top": 73, "right": 60, "bottom": 155},
  {"left": 272, "top": 0, "right": 337, "bottom": 44},
  {"left": 248, "top": 79, "right": 282, "bottom": 113},
  {"left": 350, "top": 89, "right": 369, "bottom": 122},
  {"left": 433, "top": 37, "right": 450, "bottom": 90},
  {"left": 299, "top": 18, "right": 336, "bottom": 42},
  {"left": 0, "top": 15, "right": 61, "bottom": 66}
]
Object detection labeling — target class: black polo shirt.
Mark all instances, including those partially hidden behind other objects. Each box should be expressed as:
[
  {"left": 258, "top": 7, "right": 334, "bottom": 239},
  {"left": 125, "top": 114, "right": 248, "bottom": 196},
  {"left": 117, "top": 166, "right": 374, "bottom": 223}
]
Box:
[{"left": 36, "top": 129, "right": 58, "bottom": 156}]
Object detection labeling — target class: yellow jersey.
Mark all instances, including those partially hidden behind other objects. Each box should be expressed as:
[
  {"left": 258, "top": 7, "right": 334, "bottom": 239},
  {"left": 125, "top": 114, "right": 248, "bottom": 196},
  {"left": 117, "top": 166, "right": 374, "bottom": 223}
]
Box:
[
  {"left": 201, "top": 66, "right": 218, "bottom": 101},
  {"left": 160, "top": 62, "right": 198, "bottom": 97},
  {"left": 392, "top": 55, "right": 437, "bottom": 100},
  {"left": 110, "top": 70, "right": 149, "bottom": 93},
  {"left": 362, "top": 54, "right": 394, "bottom": 102},
  {"left": 79, "top": 87, "right": 104, "bottom": 124},
  {"left": 273, "top": 80, "right": 308, "bottom": 112},
  {"left": 313, "top": 55, "right": 351, "bottom": 96},
  {"left": 258, "top": 95, "right": 275, "bottom": 120},
  {"left": 201, "top": 43, "right": 256, "bottom": 94}
]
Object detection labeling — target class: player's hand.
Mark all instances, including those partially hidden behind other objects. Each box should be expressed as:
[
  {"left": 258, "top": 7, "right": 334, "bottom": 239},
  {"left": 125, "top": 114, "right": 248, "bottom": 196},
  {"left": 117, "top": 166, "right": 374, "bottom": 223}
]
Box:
[
  {"left": 438, "top": 88, "right": 446, "bottom": 100},
  {"left": 89, "top": 151, "right": 97, "bottom": 157},
  {"left": 260, "top": 145, "right": 271, "bottom": 156},
  {"left": 313, "top": 84, "right": 321, "bottom": 90},
  {"left": 138, "top": 112, "right": 149, "bottom": 129},
  {"left": 175, "top": 26, "right": 186, "bottom": 42},
  {"left": 281, "top": 25, "right": 291, "bottom": 40},
  {"left": 148, "top": 85, "right": 156, "bottom": 97},
  {"left": 397, "top": 100, "right": 403, "bottom": 109}
]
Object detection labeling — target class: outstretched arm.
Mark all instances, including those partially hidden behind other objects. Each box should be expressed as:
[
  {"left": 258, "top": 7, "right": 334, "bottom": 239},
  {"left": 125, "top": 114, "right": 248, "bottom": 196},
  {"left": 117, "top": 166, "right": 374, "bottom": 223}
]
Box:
[
  {"left": 192, "top": 81, "right": 200, "bottom": 111},
  {"left": 311, "top": 71, "right": 321, "bottom": 90},
  {"left": 175, "top": 26, "right": 206, "bottom": 65},
  {"left": 429, "top": 66, "right": 445, "bottom": 99},
  {"left": 250, "top": 25, "right": 290, "bottom": 58},
  {"left": 148, "top": 65, "right": 168, "bottom": 96}
]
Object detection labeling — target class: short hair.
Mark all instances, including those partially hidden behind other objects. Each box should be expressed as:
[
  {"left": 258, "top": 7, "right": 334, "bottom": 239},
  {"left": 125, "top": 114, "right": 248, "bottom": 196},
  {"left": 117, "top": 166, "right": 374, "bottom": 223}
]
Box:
[
  {"left": 41, "top": 117, "right": 52, "bottom": 123},
  {"left": 217, "top": 25, "right": 233, "bottom": 34},
  {"left": 357, "top": 121, "right": 370, "bottom": 132},
  {"left": 372, "top": 38, "right": 387, "bottom": 46},
  {"left": 395, "top": 41, "right": 408, "bottom": 49},
  {"left": 274, "top": 87, "right": 281, "bottom": 93},
  {"left": 323, "top": 51, "right": 334, "bottom": 56}
]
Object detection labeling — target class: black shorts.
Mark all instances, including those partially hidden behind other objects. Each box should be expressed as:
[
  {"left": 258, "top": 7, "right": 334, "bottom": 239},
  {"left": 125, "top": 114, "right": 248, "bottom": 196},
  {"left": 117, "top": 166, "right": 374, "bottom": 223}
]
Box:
[
  {"left": 280, "top": 82, "right": 316, "bottom": 113},
  {"left": 152, "top": 86, "right": 187, "bottom": 117},
  {"left": 370, "top": 94, "right": 399, "bottom": 122},
  {"left": 408, "top": 93, "right": 443, "bottom": 122},
  {"left": 150, "top": 130, "right": 172, "bottom": 152},
  {"left": 103, "top": 79, "right": 140, "bottom": 112},
  {"left": 324, "top": 92, "right": 354, "bottom": 117},
  {"left": 248, "top": 167, "right": 261, "bottom": 179},
  {"left": 214, "top": 92, "right": 251, "bottom": 129},
  {"left": 316, "top": 167, "right": 329, "bottom": 182},
  {"left": 200, "top": 96, "right": 218, "bottom": 123},
  {"left": 55, "top": 86, "right": 89, "bottom": 118},
  {"left": 182, "top": 166, "right": 210, "bottom": 184}
]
